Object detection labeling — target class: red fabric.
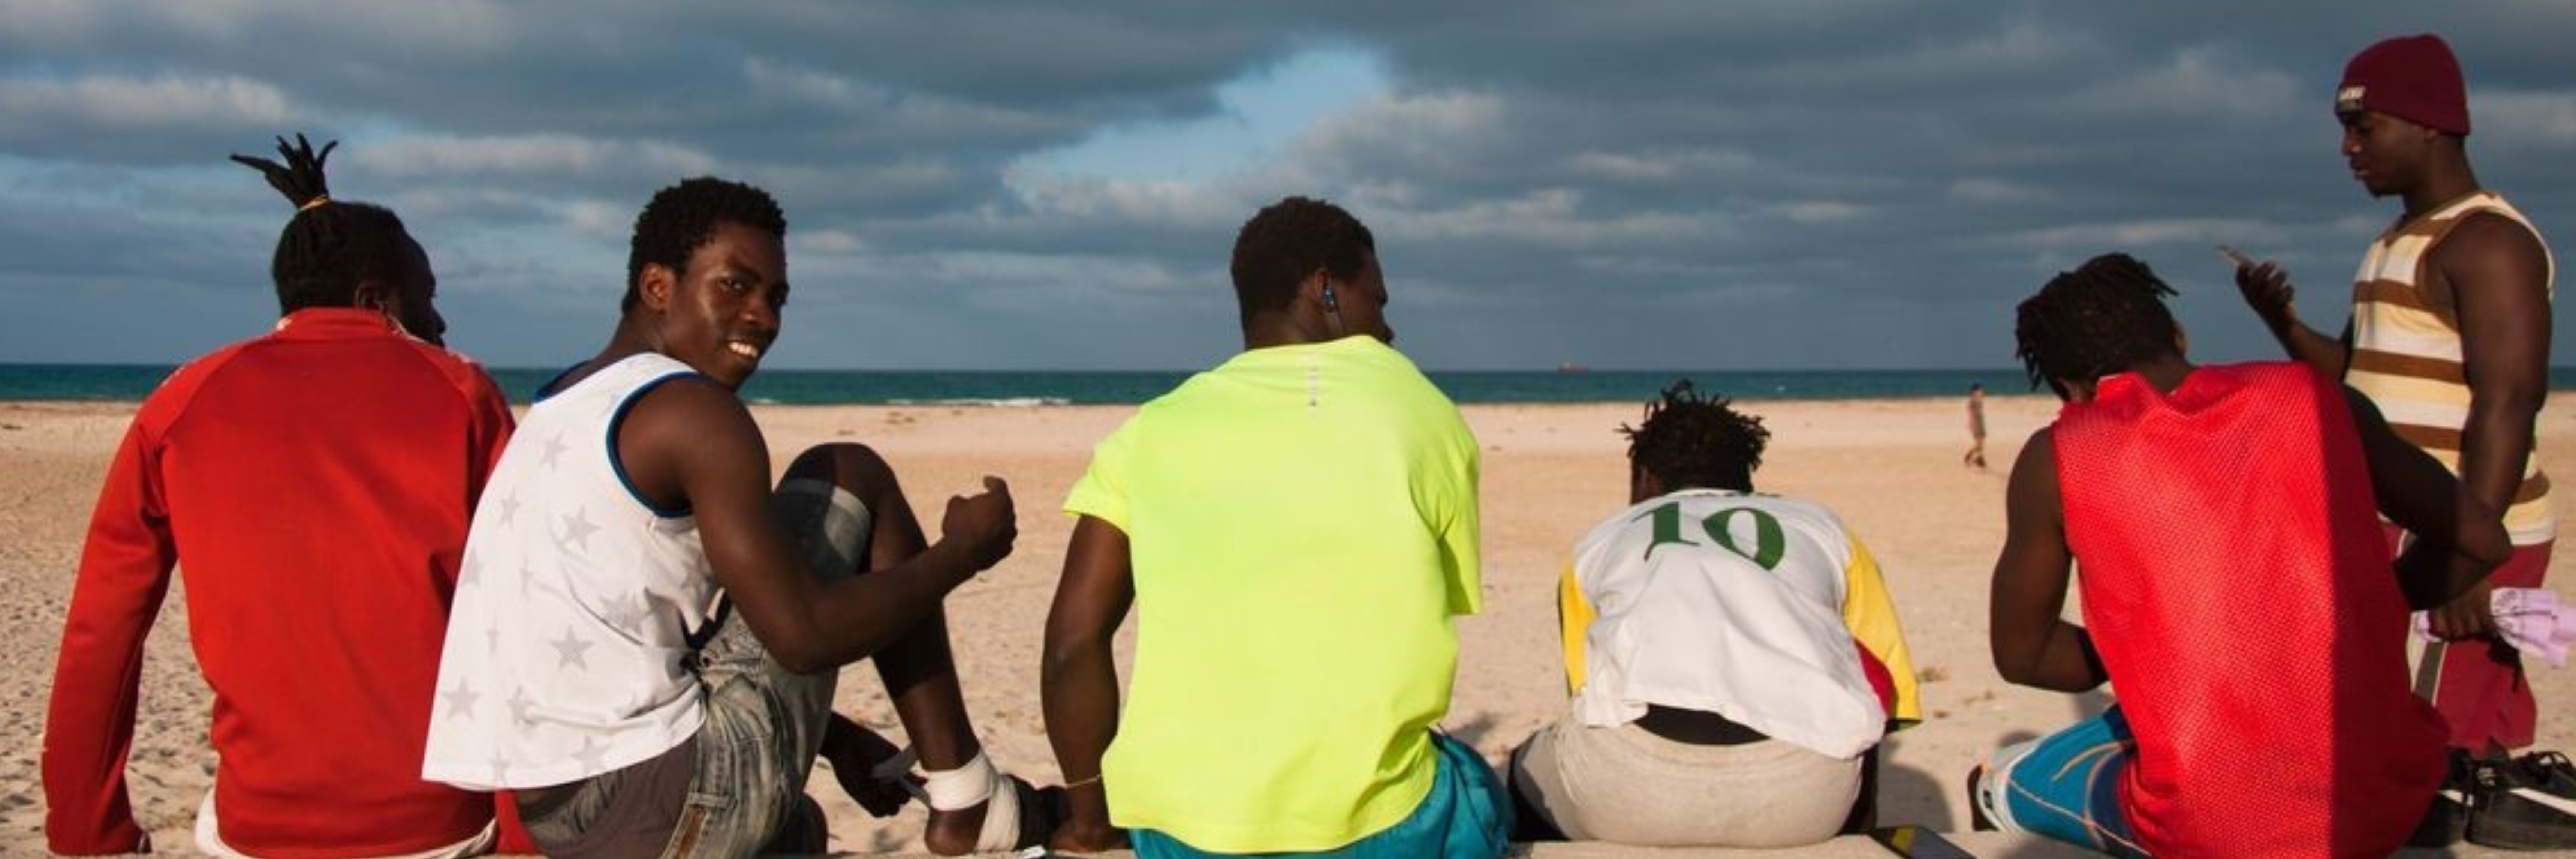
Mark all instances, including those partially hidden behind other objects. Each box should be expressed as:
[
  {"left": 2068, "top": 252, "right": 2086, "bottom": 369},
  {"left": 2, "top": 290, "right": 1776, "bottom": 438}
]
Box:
[
  {"left": 2051, "top": 362, "right": 2447, "bottom": 859},
  {"left": 44, "top": 308, "right": 515, "bottom": 858},
  {"left": 1855, "top": 640, "right": 1898, "bottom": 717},
  {"left": 2411, "top": 530, "right": 2550, "bottom": 750},
  {"left": 2339, "top": 33, "right": 2470, "bottom": 135}
]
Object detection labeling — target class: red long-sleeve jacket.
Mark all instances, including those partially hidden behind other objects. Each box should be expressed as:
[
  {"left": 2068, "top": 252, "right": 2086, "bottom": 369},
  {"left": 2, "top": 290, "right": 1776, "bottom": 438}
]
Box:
[{"left": 44, "top": 309, "right": 514, "bottom": 857}]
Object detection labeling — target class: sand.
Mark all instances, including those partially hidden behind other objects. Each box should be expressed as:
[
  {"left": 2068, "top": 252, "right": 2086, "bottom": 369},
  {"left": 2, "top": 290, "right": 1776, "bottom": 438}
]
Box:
[{"left": 3, "top": 394, "right": 2571, "bottom": 856}]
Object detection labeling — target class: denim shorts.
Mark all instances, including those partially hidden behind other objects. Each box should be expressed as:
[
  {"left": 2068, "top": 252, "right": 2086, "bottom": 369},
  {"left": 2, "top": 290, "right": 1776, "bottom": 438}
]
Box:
[
  {"left": 1131, "top": 732, "right": 1513, "bottom": 859},
  {"left": 521, "top": 480, "right": 864, "bottom": 859}
]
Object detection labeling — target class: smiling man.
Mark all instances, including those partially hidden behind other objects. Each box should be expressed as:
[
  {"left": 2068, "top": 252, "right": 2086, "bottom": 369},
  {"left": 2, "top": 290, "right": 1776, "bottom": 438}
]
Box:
[{"left": 423, "top": 177, "right": 1047, "bottom": 858}]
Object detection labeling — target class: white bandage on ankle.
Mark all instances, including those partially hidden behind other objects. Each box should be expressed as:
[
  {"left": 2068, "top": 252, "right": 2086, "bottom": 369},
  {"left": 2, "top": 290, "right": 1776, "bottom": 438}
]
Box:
[
  {"left": 883, "top": 747, "right": 1026, "bottom": 852},
  {"left": 919, "top": 750, "right": 999, "bottom": 810}
]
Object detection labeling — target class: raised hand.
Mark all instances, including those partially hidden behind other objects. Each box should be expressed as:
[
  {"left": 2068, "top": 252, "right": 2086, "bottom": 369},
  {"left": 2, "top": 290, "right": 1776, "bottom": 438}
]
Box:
[
  {"left": 2233, "top": 257, "right": 2299, "bottom": 329},
  {"left": 940, "top": 476, "right": 1018, "bottom": 571}
]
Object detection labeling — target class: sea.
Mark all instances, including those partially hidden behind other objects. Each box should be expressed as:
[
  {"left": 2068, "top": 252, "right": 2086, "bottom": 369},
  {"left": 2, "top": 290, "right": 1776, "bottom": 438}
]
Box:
[{"left": 8, "top": 363, "right": 2576, "bottom": 406}]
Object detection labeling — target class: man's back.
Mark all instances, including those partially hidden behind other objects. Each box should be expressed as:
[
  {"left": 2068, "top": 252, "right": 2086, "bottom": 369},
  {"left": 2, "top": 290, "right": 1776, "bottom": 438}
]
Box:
[
  {"left": 2050, "top": 360, "right": 2444, "bottom": 859},
  {"left": 47, "top": 307, "right": 512, "bottom": 856},
  {"left": 1063, "top": 335, "right": 1480, "bottom": 853},
  {"left": 1561, "top": 489, "right": 1910, "bottom": 759}
]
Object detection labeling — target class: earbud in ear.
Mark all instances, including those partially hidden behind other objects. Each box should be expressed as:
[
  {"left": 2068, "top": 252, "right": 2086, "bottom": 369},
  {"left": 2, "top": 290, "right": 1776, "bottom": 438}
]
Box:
[{"left": 1322, "top": 282, "right": 1339, "bottom": 311}]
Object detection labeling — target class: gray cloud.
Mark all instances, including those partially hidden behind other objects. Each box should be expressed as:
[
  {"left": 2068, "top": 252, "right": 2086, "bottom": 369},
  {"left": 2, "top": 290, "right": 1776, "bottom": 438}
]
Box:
[{"left": 1, "top": 0, "right": 2571, "bottom": 370}]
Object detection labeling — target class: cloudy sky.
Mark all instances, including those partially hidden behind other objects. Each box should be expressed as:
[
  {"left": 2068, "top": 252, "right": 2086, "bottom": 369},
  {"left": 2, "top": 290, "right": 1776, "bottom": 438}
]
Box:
[{"left": 3, "top": 1, "right": 2572, "bottom": 372}]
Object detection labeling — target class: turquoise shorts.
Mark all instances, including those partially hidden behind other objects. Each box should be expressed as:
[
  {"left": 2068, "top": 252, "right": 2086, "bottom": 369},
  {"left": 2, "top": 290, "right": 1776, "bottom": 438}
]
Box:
[
  {"left": 1973, "top": 706, "right": 2150, "bottom": 859},
  {"left": 1131, "top": 732, "right": 1512, "bottom": 859}
]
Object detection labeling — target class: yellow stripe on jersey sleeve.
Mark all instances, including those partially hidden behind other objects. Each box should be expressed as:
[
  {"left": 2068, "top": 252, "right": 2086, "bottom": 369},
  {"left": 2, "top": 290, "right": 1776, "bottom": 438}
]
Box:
[
  {"left": 1558, "top": 561, "right": 1594, "bottom": 696},
  {"left": 1841, "top": 533, "right": 1921, "bottom": 727}
]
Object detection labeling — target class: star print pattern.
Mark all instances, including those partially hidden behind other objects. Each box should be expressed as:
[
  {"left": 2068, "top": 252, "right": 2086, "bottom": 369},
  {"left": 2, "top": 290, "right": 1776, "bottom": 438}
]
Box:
[
  {"left": 570, "top": 736, "right": 609, "bottom": 773},
  {"left": 441, "top": 678, "right": 479, "bottom": 720},
  {"left": 421, "top": 354, "right": 731, "bottom": 790},
  {"left": 507, "top": 687, "right": 537, "bottom": 727},
  {"left": 559, "top": 509, "right": 598, "bottom": 553},
  {"left": 550, "top": 627, "right": 594, "bottom": 670}
]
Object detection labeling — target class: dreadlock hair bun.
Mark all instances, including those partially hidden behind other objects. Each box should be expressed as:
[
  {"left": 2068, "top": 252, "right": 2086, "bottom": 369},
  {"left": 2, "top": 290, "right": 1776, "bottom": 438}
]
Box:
[
  {"left": 2013, "top": 252, "right": 2183, "bottom": 399},
  {"left": 229, "top": 133, "right": 415, "bottom": 313},
  {"left": 1620, "top": 379, "right": 1769, "bottom": 493}
]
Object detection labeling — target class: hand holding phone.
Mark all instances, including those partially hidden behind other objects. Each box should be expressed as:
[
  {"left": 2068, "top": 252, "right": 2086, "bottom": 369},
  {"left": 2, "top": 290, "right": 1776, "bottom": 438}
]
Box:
[
  {"left": 2221, "top": 245, "right": 2297, "bottom": 321},
  {"left": 2217, "top": 244, "right": 2254, "bottom": 269}
]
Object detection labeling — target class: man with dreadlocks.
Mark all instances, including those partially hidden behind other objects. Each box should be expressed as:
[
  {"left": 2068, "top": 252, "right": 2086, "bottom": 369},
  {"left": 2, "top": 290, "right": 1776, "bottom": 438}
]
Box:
[
  {"left": 44, "top": 135, "right": 518, "bottom": 858},
  {"left": 1974, "top": 252, "right": 2508, "bottom": 859},
  {"left": 423, "top": 176, "right": 1042, "bottom": 859},
  {"left": 1506, "top": 381, "right": 1917, "bottom": 847}
]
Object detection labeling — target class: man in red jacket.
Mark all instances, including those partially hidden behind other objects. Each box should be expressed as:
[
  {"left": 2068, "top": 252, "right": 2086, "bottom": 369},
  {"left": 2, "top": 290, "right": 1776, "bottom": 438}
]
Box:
[{"left": 43, "top": 136, "right": 521, "bottom": 858}]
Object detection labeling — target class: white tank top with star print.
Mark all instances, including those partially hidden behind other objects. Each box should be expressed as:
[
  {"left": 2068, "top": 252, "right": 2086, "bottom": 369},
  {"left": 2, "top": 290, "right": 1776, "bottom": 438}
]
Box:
[{"left": 423, "top": 352, "right": 718, "bottom": 790}]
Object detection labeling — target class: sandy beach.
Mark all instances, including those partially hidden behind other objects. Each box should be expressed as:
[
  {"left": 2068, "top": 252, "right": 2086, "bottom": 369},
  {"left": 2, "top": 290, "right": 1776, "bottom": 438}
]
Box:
[{"left": 4, "top": 394, "right": 2572, "bottom": 856}]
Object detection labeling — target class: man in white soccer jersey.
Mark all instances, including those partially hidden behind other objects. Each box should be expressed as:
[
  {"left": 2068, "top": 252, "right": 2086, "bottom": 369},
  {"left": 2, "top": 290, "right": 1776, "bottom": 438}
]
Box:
[{"left": 1509, "top": 381, "right": 1918, "bottom": 847}]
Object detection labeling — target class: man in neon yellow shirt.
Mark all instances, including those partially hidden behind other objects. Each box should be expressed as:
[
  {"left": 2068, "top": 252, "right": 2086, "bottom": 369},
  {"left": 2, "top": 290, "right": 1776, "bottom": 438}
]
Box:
[{"left": 1041, "top": 196, "right": 1509, "bottom": 859}]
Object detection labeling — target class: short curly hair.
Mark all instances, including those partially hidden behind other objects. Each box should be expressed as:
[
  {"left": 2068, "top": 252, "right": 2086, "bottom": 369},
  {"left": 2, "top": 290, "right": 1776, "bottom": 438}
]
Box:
[
  {"left": 1229, "top": 196, "right": 1375, "bottom": 330},
  {"left": 1621, "top": 379, "right": 1770, "bottom": 493},
  {"left": 624, "top": 177, "right": 787, "bottom": 312}
]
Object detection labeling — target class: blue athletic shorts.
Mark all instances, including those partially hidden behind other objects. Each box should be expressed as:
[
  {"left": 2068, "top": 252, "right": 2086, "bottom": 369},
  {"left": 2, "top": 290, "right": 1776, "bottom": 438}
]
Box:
[
  {"left": 1131, "top": 732, "right": 1512, "bottom": 859},
  {"left": 1973, "top": 706, "right": 2151, "bottom": 859}
]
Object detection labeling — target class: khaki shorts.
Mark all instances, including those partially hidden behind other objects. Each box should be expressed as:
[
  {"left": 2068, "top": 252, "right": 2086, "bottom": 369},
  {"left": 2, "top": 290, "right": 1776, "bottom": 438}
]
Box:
[{"left": 1510, "top": 716, "right": 1859, "bottom": 847}]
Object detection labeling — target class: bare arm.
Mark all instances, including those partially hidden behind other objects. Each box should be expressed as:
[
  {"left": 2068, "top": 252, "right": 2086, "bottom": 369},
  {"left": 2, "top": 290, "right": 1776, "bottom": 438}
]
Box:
[
  {"left": 621, "top": 379, "right": 1015, "bottom": 674},
  {"left": 1043, "top": 516, "right": 1135, "bottom": 852},
  {"left": 1989, "top": 431, "right": 2109, "bottom": 693},
  {"left": 2344, "top": 387, "right": 2510, "bottom": 612},
  {"left": 2420, "top": 214, "right": 2552, "bottom": 636},
  {"left": 2236, "top": 258, "right": 2354, "bottom": 376}
]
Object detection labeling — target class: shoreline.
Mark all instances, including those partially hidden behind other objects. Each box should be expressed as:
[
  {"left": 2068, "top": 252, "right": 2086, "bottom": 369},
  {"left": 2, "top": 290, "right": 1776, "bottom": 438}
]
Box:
[{"left": 4, "top": 396, "right": 2569, "bottom": 855}]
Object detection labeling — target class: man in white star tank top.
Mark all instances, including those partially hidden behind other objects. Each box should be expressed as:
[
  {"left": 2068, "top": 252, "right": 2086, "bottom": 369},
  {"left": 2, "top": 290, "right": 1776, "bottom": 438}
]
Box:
[
  {"left": 423, "top": 177, "right": 1051, "bottom": 858},
  {"left": 2230, "top": 33, "right": 2570, "bottom": 849}
]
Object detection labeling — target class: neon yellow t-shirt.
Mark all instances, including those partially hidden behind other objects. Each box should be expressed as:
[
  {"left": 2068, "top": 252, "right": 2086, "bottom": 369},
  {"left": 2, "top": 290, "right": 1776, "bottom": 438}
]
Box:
[{"left": 1064, "top": 335, "right": 1482, "bottom": 853}]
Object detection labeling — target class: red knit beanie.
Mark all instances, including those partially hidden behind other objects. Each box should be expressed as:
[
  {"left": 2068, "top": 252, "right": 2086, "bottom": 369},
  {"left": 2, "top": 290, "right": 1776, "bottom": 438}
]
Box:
[{"left": 2337, "top": 33, "right": 2470, "bottom": 135}]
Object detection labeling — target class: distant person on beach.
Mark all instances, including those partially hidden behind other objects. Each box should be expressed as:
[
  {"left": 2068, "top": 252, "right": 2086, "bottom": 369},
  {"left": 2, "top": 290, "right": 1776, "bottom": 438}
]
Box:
[
  {"left": 1508, "top": 380, "right": 1918, "bottom": 847},
  {"left": 2228, "top": 34, "right": 2566, "bottom": 842},
  {"left": 1964, "top": 383, "right": 1989, "bottom": 469},
  {"left": 421, "top": 177, "right": 1048, "bottom": 858},
  {"left": 1041, "top": 196, "right": 1509, "bottom": 858},
  {"left": 1977, "top": 253, "right": 2508, "bottom": 859},
  {"left": 43, "top": 135, "right": 522, "bottom": 858}
]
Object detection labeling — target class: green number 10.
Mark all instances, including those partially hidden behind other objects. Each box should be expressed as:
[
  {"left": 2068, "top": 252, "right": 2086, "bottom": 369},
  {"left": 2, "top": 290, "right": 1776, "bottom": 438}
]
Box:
[{"left": 1639, "top": 503, "right": 1786, "bottom": 570}]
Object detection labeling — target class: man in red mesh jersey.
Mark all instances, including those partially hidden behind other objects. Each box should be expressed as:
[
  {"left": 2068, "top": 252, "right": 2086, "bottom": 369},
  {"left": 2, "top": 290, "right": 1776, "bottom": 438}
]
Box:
[{"left": 1973, "top": 253, "right": 2506, "bottom": 859}]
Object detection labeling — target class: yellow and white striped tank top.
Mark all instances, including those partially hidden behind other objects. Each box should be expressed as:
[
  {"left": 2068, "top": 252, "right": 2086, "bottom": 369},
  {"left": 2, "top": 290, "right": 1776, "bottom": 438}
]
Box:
[{"left": 2347, "top": 190, "right": 2556, "bottom": 545}]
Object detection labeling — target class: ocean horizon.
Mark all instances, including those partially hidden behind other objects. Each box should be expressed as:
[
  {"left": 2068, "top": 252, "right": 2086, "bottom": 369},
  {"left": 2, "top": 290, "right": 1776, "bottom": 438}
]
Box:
[{"left": 10, "top": 363, "right": 2576, "bottom": 406}]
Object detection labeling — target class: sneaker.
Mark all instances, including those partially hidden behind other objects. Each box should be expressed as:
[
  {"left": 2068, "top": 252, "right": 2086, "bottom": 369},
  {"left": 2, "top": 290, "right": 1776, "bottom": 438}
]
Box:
[
  {"left": 2467, "top": 751, "right": 2576, "bottom": 850},
  {"left": 2409, "top": 749, "right": 2482, "bottom": 847}
]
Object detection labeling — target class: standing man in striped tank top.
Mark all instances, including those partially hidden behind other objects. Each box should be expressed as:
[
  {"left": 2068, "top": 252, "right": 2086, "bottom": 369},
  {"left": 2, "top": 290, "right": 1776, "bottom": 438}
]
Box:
[{"left": 2233, "top": 33, "right": 2573, "bottom": 848}]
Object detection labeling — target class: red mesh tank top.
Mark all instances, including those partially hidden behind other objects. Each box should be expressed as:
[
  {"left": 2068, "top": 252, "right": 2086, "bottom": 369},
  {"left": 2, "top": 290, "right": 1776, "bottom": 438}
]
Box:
[{"left": 2052, "top": 361, "right": 2446, "bottom": 859}]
